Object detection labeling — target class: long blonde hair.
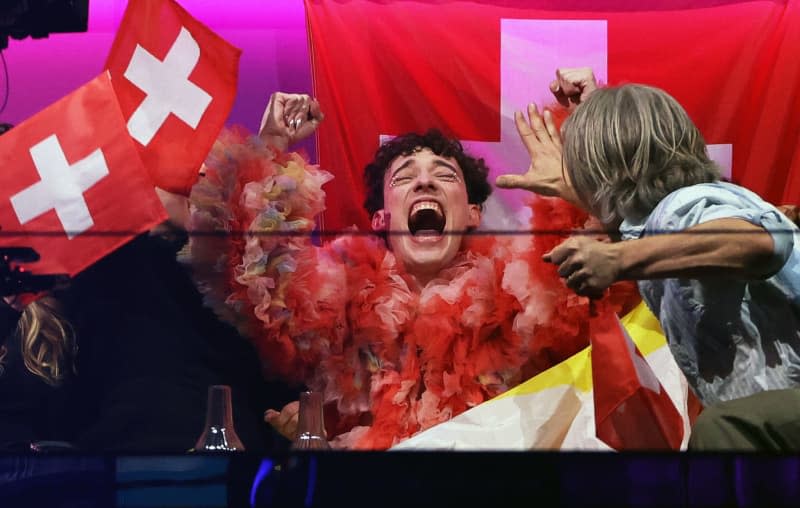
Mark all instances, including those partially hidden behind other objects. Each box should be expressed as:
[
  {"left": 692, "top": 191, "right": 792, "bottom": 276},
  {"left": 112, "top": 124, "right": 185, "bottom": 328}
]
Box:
[
  {"left": 13, "top": 297, "right": 75, "bottom": 385},
  {"left": 562, "top": 84, "right": 720, "bottom": 226}
]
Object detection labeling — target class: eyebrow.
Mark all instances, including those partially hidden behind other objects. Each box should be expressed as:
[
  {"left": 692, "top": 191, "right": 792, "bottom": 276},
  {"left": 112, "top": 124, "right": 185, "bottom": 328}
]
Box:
[
  {"left": 389, "top": 159, "right": 415, "bottom": 179},
  {"left": 389, "top": 157, "right": 460, "bottom": 179}
]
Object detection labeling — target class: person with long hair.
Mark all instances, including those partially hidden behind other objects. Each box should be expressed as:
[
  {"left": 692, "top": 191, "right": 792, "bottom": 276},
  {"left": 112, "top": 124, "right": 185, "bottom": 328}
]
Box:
[
  {"left": 0, "top": 119, "right": 289, "bottom": 451},
  {"left": 500, "top": 82, "right": 800, "bottom": 449},
  {"left": 0, "top": 296, "right": 77, "bottom": 448}
]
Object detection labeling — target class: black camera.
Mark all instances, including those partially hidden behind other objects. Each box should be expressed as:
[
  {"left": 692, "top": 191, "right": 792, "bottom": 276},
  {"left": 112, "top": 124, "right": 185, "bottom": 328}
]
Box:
[
  {"left": 1, "top": 246, "right": 69, "bottom": 297},
  {"left": 0, "top": 0, "right": 89, "bottom": 50}
]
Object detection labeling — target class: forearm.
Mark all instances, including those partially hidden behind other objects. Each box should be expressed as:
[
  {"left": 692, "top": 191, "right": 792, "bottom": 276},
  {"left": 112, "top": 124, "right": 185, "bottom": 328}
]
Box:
[
  {"left": 259, "top": 133, "right": 289, "bottom": 152},
  {"left": 616, "top": 218, "right": 778, "bottom": 280}
]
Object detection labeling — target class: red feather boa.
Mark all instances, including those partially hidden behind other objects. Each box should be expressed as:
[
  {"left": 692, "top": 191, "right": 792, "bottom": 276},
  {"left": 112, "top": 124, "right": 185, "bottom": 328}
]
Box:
[{"left": 187, "top": 128, "right": 638, "bottom": 449}]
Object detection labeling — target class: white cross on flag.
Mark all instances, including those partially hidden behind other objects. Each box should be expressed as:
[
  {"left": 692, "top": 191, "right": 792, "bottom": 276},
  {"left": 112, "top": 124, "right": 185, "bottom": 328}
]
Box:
[
  {"left": 0, "top": 72, "right": 168, "bottom": 277},
  {"left": 105, "top": 0, "right": 240, "bottom": 196},
  {"left": 307, "top": 0, "right": 800, "bottom": 232}
]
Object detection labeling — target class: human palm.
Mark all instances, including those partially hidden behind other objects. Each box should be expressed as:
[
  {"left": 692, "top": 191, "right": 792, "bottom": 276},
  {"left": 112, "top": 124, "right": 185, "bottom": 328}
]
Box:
[{"left": 496, "top": 103, "right": 576, "bottom": 202}]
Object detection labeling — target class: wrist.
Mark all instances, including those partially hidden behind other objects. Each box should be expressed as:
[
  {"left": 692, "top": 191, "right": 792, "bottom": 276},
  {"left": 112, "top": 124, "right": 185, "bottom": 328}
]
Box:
[
  {"left": 607, "top": 241, "right": 628, "bottom": 282},
  {"left": 553, "top": 183, "right": 583, "bottom": 209},
  {"left": 260, "top": 133, "right": 290, "bottom": 152}
]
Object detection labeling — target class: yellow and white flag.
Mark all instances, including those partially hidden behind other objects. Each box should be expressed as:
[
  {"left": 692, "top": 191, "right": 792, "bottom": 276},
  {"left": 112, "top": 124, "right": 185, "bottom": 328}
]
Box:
[{"left": 392, "top": 303, "right": 693, "bottom": 450}]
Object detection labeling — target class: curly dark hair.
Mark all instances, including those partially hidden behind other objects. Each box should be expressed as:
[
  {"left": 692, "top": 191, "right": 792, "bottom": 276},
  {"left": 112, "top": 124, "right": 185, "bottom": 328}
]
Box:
[{"left": 363, "top": 129, "right": 492, "bottom": 216}]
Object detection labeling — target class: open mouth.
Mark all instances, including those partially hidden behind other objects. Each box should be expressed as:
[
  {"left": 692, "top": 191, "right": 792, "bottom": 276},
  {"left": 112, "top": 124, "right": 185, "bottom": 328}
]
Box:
[{"left": 408, "top": 200, "right": 445, "bottom": 237}]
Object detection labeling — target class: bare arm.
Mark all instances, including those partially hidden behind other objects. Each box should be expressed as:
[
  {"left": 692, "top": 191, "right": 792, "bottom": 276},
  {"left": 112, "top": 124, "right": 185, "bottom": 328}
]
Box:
[
  {"left": 616, "top": 218, "right": 777, "bottom": 279},
  {"left": 545, "top": 218, "right": 778, "bottom": 297}
]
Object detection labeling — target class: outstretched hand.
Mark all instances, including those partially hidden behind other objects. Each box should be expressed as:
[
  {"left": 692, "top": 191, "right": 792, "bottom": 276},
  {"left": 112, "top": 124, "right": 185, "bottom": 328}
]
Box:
[
  {"left": 496, "top": 103, "right": 578, "bottom": 203},
  {"left": 543, "top": 236, "right": 621, "bottom": 299},
  {"left": 259, "top": 92, "right": 324, "bottom": 151},
  {"left": 549, "top": 67, "right": 599, "bottom": 110}
]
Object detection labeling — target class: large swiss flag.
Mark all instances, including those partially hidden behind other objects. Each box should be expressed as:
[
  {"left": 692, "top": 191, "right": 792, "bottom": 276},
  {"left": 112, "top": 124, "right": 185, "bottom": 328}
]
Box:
[
  {"left": 0, "top": 72, "right": 167, "bottom": 277},
  {"left": 306, "top": 0, "right": 800, "bottom": 232},
  {"left": 105, "top": 0, "right": 240, "bottom": 195}
]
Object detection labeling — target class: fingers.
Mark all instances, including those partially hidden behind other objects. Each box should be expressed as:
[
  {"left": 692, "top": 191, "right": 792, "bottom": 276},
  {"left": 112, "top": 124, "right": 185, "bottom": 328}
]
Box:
[
  {"left": 266, "top": 93, "right": 322, "bottom": 133},
  {"left": 514, "top": 110, "right": 537, "bottom": 154},
  {"left": 544, "top": 247, "right": 593, "bottom": 296},
  {"left": 550, "top": 79, "right": 570, "bottom": 107},
  {"left": 283, "top": 95, "right": 309, "bottom": 131},
  {"left": 557, "top": 258, "right": 580, "bottom": 278},
  {"left": 543, "top": 239, "right": 573, "bottom": 265},
  {"left": 542, "top": 110, "right": 561, "bottom": 148},
  {"left": 280, "top": 95, "right": 325, "bottom": 144},
  {"left": 275, "top": 94, "right": 323, "bottom": 133},
  {"left": 552, "top": 67, "right": 598, "bottom": 106},
  {"left": 544, "top": 248, "right": 595, "bottom": 297},
  {"left": 260, "top": 92, "right": 312, "bottom": 138},
  {"left": 278, "top": 400, "right": 300, "bottom": 427},
  {"left": 265, "top": 400, "right": 300, "bottom": 440},
  {"left": 495, "top": 173, "right": 527, "bottom": 190},
  {"left": 291, "top": 98, "right": 324, "bottom": 143},
  {"left": 565, "top": 268, "right": 587, "bottom": 289},
  {"left": 515, "top": 103, "right": 553, "bottom": 155},
  {"left": 544, "top": 237, "right": 613, "bottom": 298},
  {"left": 308, "top": 98, "right": 324, "bottom": 123},
  {"left": 555, "top": 68, "right": 582, "bottom": 98},
  {"left": 566, "top": 272, "right": 604, "bottom": 299},
  {"left": 528, "top": 103, "right": 549, "bottom": 142},
  {"left": 264, "top": 409, "right": 280, "bottom": 426}
]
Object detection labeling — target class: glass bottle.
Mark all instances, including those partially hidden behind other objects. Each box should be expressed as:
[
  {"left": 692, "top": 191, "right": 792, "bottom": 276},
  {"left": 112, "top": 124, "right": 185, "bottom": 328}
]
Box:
[
  {"left": 194, "top": 385, "right": 245, "bottom": 452},
  {"left": 291, "top": 391, "right": 331, "bottom": 450}
]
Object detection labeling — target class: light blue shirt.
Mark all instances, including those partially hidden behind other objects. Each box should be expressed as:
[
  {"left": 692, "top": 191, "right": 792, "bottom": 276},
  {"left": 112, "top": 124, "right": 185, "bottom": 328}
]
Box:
[{"left": 620, "top": 182, "right": 800, "bottom": 406}]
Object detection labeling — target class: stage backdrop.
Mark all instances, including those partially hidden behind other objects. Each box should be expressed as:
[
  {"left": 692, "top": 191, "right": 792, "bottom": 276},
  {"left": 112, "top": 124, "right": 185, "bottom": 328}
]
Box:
[
  {"left": 306, "top": 0, "right": 800, "bottom": 232},
  {"left": 0, "top": 0, "right": 315, "bottom": 156},
  {"left": 3, "top": 1, "right": 799, "bottom": 229}
]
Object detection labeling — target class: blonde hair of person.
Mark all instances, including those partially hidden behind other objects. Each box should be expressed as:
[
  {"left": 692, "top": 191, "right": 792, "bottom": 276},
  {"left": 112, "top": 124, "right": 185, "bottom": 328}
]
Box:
[
  {"left": 561, "top": 84, "right": 720, "bottom": 226},
  {"left": 0, "top": 297, "right": 75, "bottom": 385}
]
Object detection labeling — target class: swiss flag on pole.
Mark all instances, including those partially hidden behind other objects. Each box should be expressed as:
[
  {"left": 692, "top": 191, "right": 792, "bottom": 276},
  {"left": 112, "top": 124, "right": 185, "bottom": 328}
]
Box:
[
  {"left": 105, "top": 0, "right": 240, "bottom": 195},
  {"left": 307, "top": 0, "right": 800, "bottom": 231},
  {"left": 589, "top": 306, "right": 684, "bottom": 450},
  {"left": 0, "top": 72, "right": 168, "bottom": 277}
]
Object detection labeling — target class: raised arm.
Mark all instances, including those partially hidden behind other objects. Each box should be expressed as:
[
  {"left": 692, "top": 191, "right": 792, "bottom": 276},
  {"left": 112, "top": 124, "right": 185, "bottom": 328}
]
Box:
[
  {"left": 258, "top": 92, "right": 324, "bottom": 152},
  {"left": 549, "top": 67, "right": 599, "bottom": 110},
  {"left": 544, "top": 218, "right": 778, "bottom": 298}
]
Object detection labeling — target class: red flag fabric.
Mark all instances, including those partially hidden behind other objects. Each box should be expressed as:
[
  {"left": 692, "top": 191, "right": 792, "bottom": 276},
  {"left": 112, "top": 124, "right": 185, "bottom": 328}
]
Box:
[
  {"left": 306, "top": 0, "right": 800, "bottom": 231},
  {"left": 590, "top": 306, "right": 684, "bottom": 450},
  {"left": 105, "top": 0, "right": 240, "bottom": 195},
  {"left": 0, "top": 72, "right": 168, "bottom": 277}
]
